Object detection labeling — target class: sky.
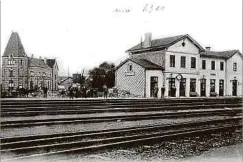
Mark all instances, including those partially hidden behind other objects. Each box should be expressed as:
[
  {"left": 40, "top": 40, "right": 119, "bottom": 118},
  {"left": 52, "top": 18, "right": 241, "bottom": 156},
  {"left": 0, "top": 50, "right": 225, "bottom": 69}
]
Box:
[{"left": 1, "top": 0, "right": 242, "bottom": 76}]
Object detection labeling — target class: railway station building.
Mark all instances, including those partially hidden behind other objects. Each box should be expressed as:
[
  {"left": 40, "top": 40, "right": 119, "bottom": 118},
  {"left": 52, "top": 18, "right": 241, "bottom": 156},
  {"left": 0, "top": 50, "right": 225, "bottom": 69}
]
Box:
[{"left": 115, "top": 33, "right": 243, "bottom": 98}]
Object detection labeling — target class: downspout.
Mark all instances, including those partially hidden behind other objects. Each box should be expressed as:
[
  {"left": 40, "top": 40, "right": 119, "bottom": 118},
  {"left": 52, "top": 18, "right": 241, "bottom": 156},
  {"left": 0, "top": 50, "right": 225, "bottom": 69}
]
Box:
[
  {"left": 144, "top": 69, "right": 146, "bottom": 98},
  {"left": 52, "top": 68, "right": 53, "bottom": 92},
  {"left": 225, "top": 59, "right": 227, "bottom": 96}
]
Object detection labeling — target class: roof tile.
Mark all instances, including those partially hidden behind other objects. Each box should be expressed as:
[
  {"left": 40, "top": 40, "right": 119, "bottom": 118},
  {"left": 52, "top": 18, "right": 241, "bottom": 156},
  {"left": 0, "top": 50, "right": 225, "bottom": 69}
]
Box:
[
  {"left": 3, "top": 32, "right": 26, "bottom": 57},
  {"left": 200, "top": 50, "right": 240, "bottom": 59}
]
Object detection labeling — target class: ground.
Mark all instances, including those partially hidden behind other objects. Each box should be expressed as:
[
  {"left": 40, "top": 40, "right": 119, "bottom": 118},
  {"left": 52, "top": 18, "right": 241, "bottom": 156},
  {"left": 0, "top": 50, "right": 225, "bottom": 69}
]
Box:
[{"left": 3, "top": 128, "right": 242, "bottom": 162}]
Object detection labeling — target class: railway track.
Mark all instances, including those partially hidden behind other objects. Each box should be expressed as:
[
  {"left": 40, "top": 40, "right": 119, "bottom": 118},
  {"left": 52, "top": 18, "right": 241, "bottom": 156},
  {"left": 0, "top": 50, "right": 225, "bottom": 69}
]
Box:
[
  {"left": 1, "top": 102, "right": 242, "bottom": 117},
  {"left": 1, "top": 116, "right": 242, "bottom": 161},
  {"left": 1, "top": 97, "right": 242, "bottom": 117},
  {"left": 1, "top": 107, "right": 242, "bottom": 128},
  {"left": 1, "top": 97, "right": 241, "bottom": 109}
]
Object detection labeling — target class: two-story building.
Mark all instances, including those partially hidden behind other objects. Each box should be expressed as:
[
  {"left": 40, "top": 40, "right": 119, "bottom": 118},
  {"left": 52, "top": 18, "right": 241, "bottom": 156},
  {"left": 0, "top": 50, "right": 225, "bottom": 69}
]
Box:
[
  {"left": 1, "top": 32, "right": 59, "bottom": 94},
  {"left": 115, "top": 33, "right": 242, "bottom": 98}
]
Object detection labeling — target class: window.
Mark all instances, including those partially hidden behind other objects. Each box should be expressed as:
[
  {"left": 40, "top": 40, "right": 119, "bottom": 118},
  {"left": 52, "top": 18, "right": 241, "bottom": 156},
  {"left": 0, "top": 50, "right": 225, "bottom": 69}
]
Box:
[
  {"left": 20, "top": 59, "right": 22, "bottom": 65},
  {"left": 9, "top": 69, "right": 13, "bottom": 77},
  {"left": 191, "top": 57, "right": 196, "bottom": 68},
  {"left": 180, "top": 56, "right": 186, "bottom": 68},
  {"left": 233, "top": 63, "right": 237, "bottom": 71},
  {"left": 125, "top": 64, "right": 135, "bottom": 76},
  {"left": 190, "top": 78, "right": 196, "bottom": 92},
  {"left": 127, "top": 64, "right": 133, "bottom": 72},
  {"left": 220, "top": 62, "right": 224, "bottom": 71},
  {"left": 8, "top": 80, "right": 14, "bottom": 88},
  {"left": 210, "top": 79, "right": 216, "bottom": 92},
  {"left": 211, "top": 61, "right": 215, "bottom": 70},
  {"left": 170, "top": 55, "right": 175, "bottom": 67},
  {"left": 202, "top": 60, "right": 206, "bottom": 70},
  {"left": 8, "top": 58, "right": 14, "bottom": 65}
]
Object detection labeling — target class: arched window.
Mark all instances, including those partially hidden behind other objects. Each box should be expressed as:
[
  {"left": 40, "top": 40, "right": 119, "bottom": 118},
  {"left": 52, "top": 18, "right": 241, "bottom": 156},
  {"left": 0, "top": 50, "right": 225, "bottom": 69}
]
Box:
[
  {"left": 8, "top": 80, "right": 14, "bottom": 89},
  {"left": 9, "top": 68, "right": 13, "bottom": 77},
  {"left": 8, "top": 58, "right": 14, "bottom": 65},
  {"left": 8, "top": 55, "right": 14, "bottom": 65}
]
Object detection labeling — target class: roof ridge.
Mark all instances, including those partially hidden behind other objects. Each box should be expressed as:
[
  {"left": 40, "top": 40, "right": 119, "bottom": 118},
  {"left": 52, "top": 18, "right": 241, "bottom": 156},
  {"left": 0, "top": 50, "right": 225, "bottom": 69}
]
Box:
[
  {"left": 127, "top": 34, "right": 204, "bottom": 52},
  {"left": 151, "top": 34, "right": 186, "bottom": 40},
  {"left": 206, "top": 49, "right": 238, "bottom": 53}
]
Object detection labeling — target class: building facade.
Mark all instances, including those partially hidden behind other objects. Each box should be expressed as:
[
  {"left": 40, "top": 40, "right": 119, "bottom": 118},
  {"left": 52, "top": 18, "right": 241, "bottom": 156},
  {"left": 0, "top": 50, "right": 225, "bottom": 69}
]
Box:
[
  {"left": 1, "top": 32, "right": 59, "bottom": 94},
  {"left": 116, "top": 33, "right": 243, "bottom": 98}
]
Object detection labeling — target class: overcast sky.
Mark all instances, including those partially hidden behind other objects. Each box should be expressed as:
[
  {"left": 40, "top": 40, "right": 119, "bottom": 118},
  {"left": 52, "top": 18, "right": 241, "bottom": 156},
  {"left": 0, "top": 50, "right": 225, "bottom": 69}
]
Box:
[{"left": 1, "top": 0, "right": 242, "bottom": 76}]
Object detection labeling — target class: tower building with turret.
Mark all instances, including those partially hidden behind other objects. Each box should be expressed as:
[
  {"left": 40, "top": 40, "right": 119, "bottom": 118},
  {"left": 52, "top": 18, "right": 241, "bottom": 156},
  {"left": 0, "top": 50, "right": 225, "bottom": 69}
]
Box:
[{"left": 1, "top": 32, "right": 59, "bottom": 95}]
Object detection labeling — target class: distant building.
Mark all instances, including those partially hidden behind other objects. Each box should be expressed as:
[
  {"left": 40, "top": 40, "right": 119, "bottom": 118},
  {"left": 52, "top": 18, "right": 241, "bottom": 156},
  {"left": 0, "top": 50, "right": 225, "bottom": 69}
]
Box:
[
  {"left": 116, "top": 33, "right": 243, "bottom": 98},
  {"left": 1, "top": 32, "right": 59, "bottom": 93},
  {"left": 58, "top": 76, "right": 73, "bottom": 89},
  {"left": 72, "top": 73, "right": 81, "bottom": 83}
]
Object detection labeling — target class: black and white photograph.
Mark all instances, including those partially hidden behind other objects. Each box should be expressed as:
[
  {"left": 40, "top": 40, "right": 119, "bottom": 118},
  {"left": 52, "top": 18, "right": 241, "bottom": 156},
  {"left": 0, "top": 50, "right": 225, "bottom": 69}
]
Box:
[{"left": 0, "top": 0, "right": 242, "bottom": 161}]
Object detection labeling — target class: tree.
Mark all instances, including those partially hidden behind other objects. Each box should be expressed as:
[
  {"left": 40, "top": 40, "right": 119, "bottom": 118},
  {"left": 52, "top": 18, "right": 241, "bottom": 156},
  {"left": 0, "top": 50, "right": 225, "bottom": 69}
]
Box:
[
  {"left": 73, "top": 70, "right": 86, "bottom": 86},
  {"left": 89, "top": 62, "right": 116, "bottom": 90}
]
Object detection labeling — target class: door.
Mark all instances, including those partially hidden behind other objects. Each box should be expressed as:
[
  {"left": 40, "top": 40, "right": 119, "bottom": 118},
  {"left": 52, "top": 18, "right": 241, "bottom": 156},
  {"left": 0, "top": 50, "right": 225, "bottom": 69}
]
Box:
[
  {"left": 179, "top": 78, "right": 186, "bottom": 97},
  {"left": 150, "top": 77, "right": 158, "bottom": 97},
  {"left": 30, "top": 80, "right": 33, "bottom": 90},
  {"left": 200, "top": 79, "right": 206, "bottom": 97},
  {"left": 219, "top": 80, "right": 224, "bottom": 96},
  {"left": 168, "top": 78, "right": 176, "bottom": 97},
  {"left": 232, "top": 80, "right": 237, "bottom": 96}
]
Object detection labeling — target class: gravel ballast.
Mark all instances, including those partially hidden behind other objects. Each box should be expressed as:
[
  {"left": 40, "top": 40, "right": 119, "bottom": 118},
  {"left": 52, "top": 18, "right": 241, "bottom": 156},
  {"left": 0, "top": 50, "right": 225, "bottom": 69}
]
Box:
[{"left": 2, "top": 127, "right": 241, "bottom": 162}]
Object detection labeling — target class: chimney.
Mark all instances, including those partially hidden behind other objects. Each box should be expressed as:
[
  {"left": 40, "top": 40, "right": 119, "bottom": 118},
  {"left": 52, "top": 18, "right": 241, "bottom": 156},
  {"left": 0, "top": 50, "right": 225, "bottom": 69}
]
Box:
[
  {"left": 44, "top": 57, "right": 47, "bottom": 64},
  {"left": 31, "top": 54, "right": 34, "bottom": 58},
  {"left": 143, "top": 32, "right": 152, "bottom": 48},
  {"left": 39, "top": 56, "right": 42, "bottom": 59},
  {"left": 205, "top": 46, "right": 211, "bottom": 51}
]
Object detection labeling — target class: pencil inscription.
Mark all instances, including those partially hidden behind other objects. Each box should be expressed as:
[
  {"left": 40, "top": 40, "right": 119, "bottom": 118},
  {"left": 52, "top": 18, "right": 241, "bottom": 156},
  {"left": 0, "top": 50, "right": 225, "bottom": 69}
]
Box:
[{"left": 113, "top": 4, "right": 165, "bottom": 13}]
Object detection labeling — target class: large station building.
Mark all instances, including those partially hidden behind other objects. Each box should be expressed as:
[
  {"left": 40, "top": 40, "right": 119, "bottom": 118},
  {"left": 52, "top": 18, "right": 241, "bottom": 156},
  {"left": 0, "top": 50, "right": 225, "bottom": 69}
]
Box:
[
  {"left": 1, "top": 32, "right": 59, "bottom": 94},
  {"left": 116, "top": 33, "right": 243, "bottom": 98}
]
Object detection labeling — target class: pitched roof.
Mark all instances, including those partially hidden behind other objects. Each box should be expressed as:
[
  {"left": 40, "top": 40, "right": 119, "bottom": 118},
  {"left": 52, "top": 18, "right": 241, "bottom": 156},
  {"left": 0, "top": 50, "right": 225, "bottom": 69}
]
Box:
[
  {"left": 127, "top": 34, "right": 205, "bottom": 53},
  {"left": 200, "top": 50, "right": 241, "bottom": 59},
  {"left": 116, "top": 58, "right": 163, "bottom": 70},
  {"left": 58, "top": 76, "right": 73, "bottom": 85},
  {"left": 3, "top": 32, "right": 26, "bottom": 57},
  {"left": 29, "top": 57, "right": 51, "bottom": 69},
  {"left": 46, "top": 59, "right": 56, "bottom": 68}
]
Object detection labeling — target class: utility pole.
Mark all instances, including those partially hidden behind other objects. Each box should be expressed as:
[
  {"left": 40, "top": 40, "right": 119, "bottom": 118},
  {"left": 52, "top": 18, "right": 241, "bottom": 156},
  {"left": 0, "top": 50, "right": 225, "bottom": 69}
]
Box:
[
  {"left": 68, "top": 66, "right": 70, "bottom": 85},
  {"left": 81, "top": 69, "right": 84, "bottom": 87}
]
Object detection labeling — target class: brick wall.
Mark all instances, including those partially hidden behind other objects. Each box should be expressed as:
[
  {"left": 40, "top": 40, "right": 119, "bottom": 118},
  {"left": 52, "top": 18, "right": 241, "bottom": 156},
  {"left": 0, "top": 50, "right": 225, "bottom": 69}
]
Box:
[
  {"left": 116, "top": 60, "right": 145, "bottom": 97},
  {"left": 2, "top": 57, "right": 28, "bottom": 91}
]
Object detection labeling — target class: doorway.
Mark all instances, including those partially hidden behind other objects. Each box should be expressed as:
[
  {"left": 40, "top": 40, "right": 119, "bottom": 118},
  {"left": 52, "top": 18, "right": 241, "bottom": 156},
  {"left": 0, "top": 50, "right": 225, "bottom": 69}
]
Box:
[
  {"left": 200, "top": 79, "right": 206, "bottom": 97},
  {"left": 232, "top": 80, "right": 237, "bottom": 96},
  {"left": 168, "top": 78, "right": 176, "bottom": 97},
  {"left": 150, "top": 76, "right": 158, "bottom": 97},
  {"left": 219, "top": 79, "right": 224, "bottom": 96},
  {"left": 179, "top": 78, "right": 186, "bottom": 97}
]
